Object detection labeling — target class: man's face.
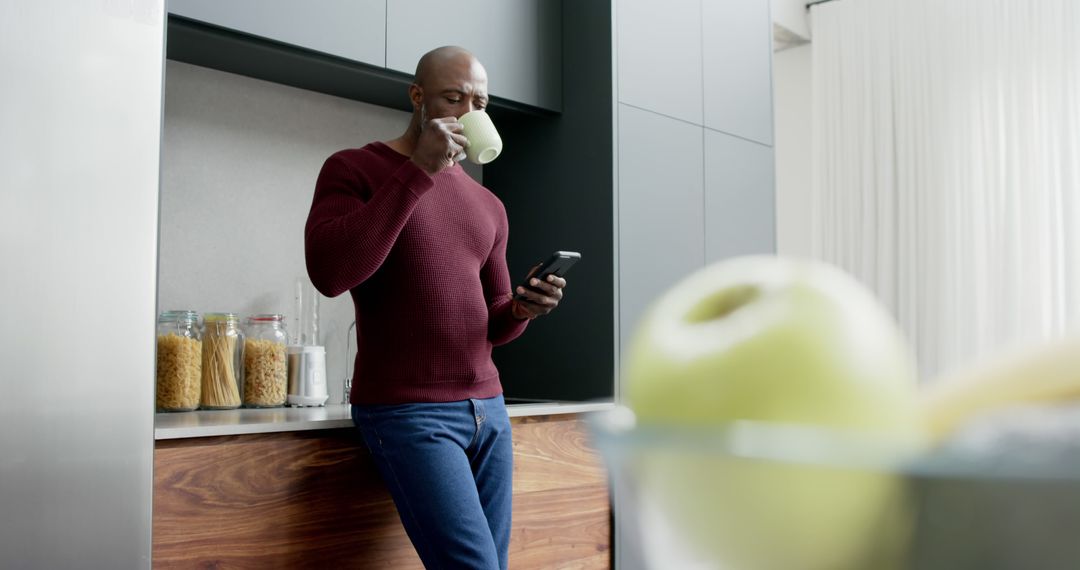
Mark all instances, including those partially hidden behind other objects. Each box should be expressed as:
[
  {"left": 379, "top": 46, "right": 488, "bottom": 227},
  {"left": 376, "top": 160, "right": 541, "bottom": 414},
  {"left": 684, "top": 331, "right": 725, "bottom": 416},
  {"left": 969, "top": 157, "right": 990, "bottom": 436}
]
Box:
[{"left": 414, "top": 55, "right": 489, "bottom": 120}]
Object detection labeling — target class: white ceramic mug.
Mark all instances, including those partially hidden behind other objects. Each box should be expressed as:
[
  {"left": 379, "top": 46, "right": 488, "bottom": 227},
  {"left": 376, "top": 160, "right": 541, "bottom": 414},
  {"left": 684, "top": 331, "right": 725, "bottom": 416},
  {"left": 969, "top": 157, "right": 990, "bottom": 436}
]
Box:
[{"left": 459, "top": 110, "right": 503, "bottom": 165}]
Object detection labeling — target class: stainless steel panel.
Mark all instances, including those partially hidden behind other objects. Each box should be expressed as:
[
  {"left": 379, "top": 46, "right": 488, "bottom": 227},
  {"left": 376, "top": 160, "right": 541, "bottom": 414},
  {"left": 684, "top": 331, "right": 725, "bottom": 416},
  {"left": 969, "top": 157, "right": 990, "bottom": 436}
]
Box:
[
  {"left": 617, "top": 104, "right": 705, "bottom": 354},
  {"left": 386, "top": 0, "right": 563, "bottom": 111},
  {"left": 704, "top": 129, "right": 776, "bottom": 262},
  {"left": 616, "top": 0, "right": 703, "bottom": 125},
  {"left": 703, "top": 0, "right": 775, "bottom": 145},
  {"left": 169, "top": 0, "right": 386, "bottom": 66},
  {"left": 0, "top": 1, "right": 163, "bottom": 567}
]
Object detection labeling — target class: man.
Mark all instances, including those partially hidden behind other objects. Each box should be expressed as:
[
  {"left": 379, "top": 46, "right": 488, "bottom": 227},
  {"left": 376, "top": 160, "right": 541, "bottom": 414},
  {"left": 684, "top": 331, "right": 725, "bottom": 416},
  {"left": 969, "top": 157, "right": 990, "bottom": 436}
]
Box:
[{"left": 304, "top": 46, "right": 565, "bottom": 569}]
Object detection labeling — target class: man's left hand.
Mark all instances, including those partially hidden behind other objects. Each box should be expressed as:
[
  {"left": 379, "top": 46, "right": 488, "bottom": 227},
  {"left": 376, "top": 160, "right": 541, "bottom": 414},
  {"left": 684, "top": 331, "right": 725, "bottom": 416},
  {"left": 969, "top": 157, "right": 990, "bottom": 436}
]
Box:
[{"left": 511, "top": 274, "right": 566, "bottom": 319}]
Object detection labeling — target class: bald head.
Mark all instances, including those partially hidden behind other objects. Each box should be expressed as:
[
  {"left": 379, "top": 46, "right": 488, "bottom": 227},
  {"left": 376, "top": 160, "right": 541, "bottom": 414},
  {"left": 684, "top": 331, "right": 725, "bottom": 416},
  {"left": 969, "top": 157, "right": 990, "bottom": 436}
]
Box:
[{"left": 413, "top": 46, "right": 485, "bottom": 89}]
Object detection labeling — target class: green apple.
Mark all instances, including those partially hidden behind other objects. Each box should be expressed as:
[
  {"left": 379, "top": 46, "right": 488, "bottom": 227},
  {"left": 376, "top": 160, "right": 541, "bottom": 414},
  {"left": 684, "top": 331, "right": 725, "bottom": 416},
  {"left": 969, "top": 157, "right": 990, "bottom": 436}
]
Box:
[{"left": 624, "top": 255, "right": 922, "bottom": 569}]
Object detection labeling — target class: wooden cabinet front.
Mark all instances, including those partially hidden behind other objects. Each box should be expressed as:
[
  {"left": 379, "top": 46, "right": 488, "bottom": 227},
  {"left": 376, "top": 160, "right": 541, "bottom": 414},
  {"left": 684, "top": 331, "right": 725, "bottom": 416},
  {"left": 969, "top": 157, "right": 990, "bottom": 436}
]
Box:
[{"left": 153, "top": 414, "right": 609, "bottom": 568}]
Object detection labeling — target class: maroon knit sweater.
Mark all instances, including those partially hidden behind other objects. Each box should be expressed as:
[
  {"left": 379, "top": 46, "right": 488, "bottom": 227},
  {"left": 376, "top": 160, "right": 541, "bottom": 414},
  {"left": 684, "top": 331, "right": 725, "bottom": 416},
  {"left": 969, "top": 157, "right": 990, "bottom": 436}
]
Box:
[{"left": 305, "top": 142, "right": 528, "bottom": 404}]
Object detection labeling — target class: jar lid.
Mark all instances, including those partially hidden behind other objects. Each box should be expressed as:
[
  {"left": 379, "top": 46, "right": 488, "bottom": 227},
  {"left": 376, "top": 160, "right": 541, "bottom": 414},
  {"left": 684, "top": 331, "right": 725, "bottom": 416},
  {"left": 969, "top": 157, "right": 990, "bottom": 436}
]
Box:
[
  {"left": 204, "top": 312, "right": 239, "bottom": 322},
  {"left": 158, "top": 310, "right": 198, "bottom": 323},
  {"left": 247, "top": 313, "right": 285, "bottom": 323}
]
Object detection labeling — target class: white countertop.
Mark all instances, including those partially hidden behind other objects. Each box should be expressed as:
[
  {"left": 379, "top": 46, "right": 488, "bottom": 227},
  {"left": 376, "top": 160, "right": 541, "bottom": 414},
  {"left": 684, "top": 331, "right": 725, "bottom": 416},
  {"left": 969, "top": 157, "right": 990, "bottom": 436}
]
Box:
[{"left": 154, "top": 401, "right": 615, "bottom": 440}]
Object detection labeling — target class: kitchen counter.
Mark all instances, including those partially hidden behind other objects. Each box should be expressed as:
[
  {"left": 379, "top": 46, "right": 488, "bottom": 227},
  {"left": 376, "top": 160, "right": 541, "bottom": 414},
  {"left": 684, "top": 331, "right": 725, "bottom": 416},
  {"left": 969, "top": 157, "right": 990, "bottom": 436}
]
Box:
[
  {"left": 154, "top": 406, "right": 611, "bottom": 568},
  {"left": 154, "top": 400, "right": 615, "bottom": 440}
]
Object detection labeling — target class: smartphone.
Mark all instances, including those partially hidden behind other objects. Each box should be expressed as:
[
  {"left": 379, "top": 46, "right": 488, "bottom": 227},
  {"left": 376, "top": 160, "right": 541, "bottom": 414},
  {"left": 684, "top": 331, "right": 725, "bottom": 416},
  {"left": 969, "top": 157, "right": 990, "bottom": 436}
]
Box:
[{"left": 514, "top": 251, "right": 581, "bottom": 301}]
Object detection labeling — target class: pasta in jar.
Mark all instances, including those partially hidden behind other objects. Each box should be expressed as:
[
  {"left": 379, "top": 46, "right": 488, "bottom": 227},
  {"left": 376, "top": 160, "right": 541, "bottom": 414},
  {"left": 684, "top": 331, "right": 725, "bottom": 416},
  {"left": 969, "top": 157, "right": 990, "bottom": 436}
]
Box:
[
  {"left": 201, "top": 313, "right": 243, "bottom": 410},
  {"left": 155, "top": 310, "right": 201, "bottom": 412},
  {"left": 243, "top": 314, "right": 289, "bottom": 407}
]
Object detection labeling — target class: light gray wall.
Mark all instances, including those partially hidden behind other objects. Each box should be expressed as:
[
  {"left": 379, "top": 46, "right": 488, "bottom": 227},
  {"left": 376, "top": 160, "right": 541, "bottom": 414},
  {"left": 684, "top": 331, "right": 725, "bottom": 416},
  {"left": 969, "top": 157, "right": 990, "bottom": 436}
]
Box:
[
  {"left": 773, "top": 43, "right": 814, "bottom": 259},
  {"left": 771, "top": 0, "right": 811, "bottom": 39},
  {"left": 0, "top": 1, "right": 163, "bottom": 567},
  {"left": 160, "top": 61, "right": 481, "bottom": 403}
]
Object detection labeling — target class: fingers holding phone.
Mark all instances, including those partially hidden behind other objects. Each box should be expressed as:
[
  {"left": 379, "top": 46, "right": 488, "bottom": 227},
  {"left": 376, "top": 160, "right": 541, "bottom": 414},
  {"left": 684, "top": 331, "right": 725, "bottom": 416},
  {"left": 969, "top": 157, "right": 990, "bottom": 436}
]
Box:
[
  {"left": 510, "top": 251, "right": 578, "bottom": 320},
  {"left": 517, "top": 273, "right": 565, "bottom": 303},
  {"left": 512, "top": 274, "right": 565, "bottom": 319}
]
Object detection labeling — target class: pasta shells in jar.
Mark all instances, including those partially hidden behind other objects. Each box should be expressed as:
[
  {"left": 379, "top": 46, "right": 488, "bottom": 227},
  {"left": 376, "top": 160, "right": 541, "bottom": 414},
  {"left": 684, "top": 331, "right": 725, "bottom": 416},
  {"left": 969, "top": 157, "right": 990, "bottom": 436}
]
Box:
[
  {"left": 156, "top": 310, "right": 202, "bottom": 412},
  {"left": 243, "top": 314, "right": 289, "bottom": 408}
]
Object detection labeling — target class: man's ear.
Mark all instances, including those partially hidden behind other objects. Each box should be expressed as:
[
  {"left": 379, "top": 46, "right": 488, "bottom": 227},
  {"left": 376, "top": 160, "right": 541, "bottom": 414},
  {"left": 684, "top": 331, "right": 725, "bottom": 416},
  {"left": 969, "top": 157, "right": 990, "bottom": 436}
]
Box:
[{"left": 408, "top": 84, "right": 423, "bottom": 110}]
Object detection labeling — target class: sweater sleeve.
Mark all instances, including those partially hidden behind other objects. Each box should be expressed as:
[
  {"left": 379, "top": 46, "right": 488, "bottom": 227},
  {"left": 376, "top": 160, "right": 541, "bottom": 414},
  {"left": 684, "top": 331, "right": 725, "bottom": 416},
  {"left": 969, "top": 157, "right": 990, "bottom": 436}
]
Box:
[
  {"left": 482, "top": 202, "right": 529, "bottom": 346},
  {"left": 304, "top": 152, "right": 435, "bottom": 298}
]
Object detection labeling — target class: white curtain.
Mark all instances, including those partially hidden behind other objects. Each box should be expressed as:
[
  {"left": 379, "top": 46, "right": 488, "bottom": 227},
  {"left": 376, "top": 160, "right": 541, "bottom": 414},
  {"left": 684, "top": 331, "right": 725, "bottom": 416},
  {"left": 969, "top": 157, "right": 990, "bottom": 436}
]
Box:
[{"left": 810, "top": 0, "right": 1080, "bottom": 380}]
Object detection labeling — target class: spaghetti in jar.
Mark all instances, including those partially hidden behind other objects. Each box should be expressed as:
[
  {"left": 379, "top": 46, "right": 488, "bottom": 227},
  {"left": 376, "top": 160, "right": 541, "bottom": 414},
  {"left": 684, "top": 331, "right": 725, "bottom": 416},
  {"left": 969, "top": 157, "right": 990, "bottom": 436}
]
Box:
[{"left": 200, "top": 313, "right": 244, "bottom": 410}]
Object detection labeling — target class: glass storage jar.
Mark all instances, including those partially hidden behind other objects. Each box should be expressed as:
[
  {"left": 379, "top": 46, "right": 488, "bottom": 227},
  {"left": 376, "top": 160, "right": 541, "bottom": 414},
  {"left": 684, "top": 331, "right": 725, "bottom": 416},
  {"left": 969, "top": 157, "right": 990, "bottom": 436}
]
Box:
[
  {"left": 200, "top": 313, "right": 244, "bottom": 410},
  {"left": 243, "top": 314, "right": 289, "bottom": 408},
  {"left": 156, "top": 310, "right": 202, "bottom": 412}
]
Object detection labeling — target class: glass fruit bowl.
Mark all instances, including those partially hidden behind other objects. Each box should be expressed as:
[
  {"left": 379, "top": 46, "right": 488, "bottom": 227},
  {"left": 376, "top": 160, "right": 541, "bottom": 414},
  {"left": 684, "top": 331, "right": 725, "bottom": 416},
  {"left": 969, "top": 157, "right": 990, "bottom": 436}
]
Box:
[{"left": 588, "top": 405, "right": 1080, "bottom": 570}]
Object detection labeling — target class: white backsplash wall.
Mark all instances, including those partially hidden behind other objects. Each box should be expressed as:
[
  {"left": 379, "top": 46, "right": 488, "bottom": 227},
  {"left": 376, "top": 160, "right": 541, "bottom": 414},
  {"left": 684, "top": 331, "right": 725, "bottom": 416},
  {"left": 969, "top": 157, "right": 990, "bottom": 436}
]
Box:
[{"left": 160, "top": 60, "right": 481, "bottom": 404}]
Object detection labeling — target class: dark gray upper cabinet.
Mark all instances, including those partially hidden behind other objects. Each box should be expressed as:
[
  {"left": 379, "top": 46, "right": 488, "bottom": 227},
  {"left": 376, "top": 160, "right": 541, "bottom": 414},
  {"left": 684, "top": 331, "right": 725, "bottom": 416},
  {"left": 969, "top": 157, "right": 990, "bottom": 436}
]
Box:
[
  {"left": 703, "top": 0, "right": 774, "bottom": 145},
  {"left": 168, "top": 0, "right": 386, "bottom": 67},
  {"left": 616, "top": 0, "right": 703, "bottom": 125},
  {"left": 385, "top": 0, "right": 562, "bottom": 112},
  {"left": 704, "top": 129, "right": 775, "bottom": 262}
]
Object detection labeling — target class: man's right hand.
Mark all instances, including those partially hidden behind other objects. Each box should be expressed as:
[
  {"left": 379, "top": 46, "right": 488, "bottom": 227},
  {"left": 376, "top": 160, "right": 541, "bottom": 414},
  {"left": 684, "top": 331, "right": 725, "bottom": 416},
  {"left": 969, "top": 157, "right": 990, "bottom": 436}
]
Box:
[{"left": 411, "top": 116, "right": 468, "bottom": 175}]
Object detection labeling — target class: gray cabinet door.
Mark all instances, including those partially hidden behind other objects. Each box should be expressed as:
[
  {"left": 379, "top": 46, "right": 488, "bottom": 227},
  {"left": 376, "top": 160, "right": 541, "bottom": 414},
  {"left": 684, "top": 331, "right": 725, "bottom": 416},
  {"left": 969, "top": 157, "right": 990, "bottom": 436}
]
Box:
[
  {"left": 618, "top": 104, "right": 705, "bottom": 352},
  {"left": 385, "top": 0, "right": 562, "bottom": 111},
  {"left": 617, "top": 0, "right": 702, "bottom": 125},
  {"left": 2, "top": 2, "right": 163, "bottom": 567},
  {"left": 702, "top": 0, "right": 774, "bottom": 145},
  {"left": 168, "top": 0, "right": 386, "bottom": 66},
  {"left": 704, "top": 129, "right": 775, "bottom": 263}
]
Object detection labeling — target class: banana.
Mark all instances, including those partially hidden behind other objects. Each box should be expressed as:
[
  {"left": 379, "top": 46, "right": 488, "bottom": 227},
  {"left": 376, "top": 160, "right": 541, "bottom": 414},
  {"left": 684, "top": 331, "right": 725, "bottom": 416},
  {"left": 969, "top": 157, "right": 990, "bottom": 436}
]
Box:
[{"left": 920, "top": 336, "right": 1080, "bottom": 442}]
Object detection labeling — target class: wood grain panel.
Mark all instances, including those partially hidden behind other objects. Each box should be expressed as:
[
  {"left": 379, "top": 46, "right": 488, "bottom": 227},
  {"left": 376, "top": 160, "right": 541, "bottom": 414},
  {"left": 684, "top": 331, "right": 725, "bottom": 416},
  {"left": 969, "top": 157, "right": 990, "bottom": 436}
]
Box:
[
  {"left": 510, "top": 484, "right": 611, "bottom": 569},
  {"left": 512, "top": 416, "right": 608, "bottom": 494},
  {"left": 154, "top": 430, "right": 422, "bottom": 569},
  {"left": 154, "top": 414, "right": 609, "bottom": 569}
]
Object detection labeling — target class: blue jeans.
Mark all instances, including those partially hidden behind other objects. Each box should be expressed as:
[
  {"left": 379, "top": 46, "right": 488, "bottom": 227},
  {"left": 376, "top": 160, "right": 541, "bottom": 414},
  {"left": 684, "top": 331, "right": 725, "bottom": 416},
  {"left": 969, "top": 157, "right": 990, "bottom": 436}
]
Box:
[{"left": 351, "top": 395, "right": 513, "bottom": 570}]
